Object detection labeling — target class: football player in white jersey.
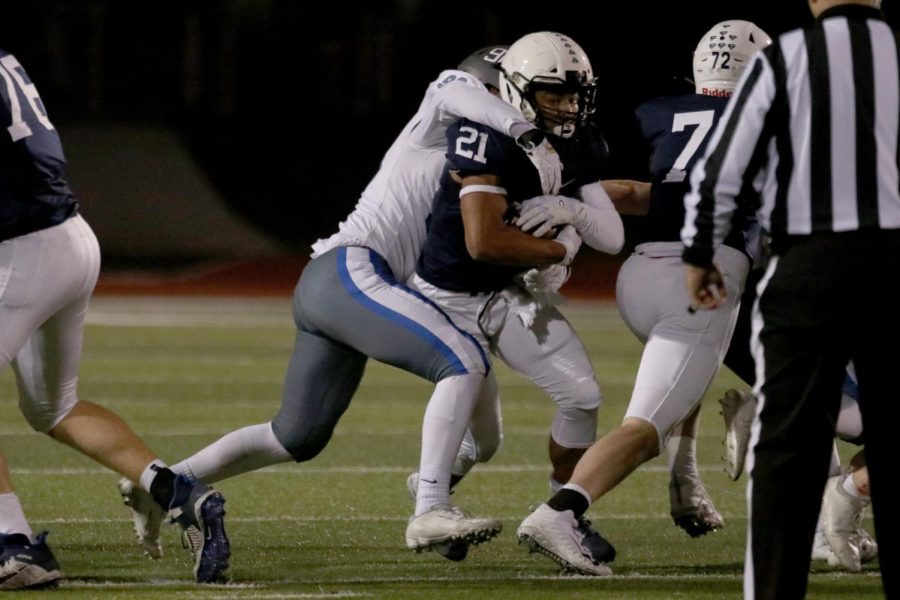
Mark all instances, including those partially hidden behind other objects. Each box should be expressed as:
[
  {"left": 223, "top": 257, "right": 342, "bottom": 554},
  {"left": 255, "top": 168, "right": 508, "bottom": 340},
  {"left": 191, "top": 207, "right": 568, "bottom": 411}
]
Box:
[
  {"left": 0, "top": 49, "right": 229, "bottom": 589},
  {"left": 119, "top": 45, "right": 565, "bottom": 560},
  {"left": 516, "top": 21, "right": 772, "bottom": 575}
]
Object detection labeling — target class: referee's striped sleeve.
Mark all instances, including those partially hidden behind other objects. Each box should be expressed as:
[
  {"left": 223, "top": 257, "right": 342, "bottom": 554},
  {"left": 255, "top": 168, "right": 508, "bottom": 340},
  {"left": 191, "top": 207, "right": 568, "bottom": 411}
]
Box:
[{"left": 682, "top": 52, "right": 776, "bottom": 266}]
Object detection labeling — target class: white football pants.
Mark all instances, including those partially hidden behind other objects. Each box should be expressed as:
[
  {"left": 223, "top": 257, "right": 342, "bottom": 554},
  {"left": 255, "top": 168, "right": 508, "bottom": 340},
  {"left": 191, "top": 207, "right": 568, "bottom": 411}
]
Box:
[
  {"left": 0, "top": 215, "right": 100, "bottom": 432},
  {"left": 408, "top": 273, "right": 601, "bottom": 465},
  {"left": 616, "top": 242, "right": 749, "bottom": 450}
]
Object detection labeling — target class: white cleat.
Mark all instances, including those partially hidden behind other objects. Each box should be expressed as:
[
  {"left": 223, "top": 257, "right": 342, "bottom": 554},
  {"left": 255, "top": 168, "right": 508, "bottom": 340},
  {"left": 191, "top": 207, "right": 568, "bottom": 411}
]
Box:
[
  {"left": 118, "top": 477, "right": 165, "bottom": 559},
  {"left": 517, "top": 504, "right": 612, "bottom": 576},
  {"left": 719, "top": 389, "right": 756, "bottom": 481},
  {"left": 405, "top": 472, "right": 469, "bottom": 561},
  {"left": 811, "top": 517, "right": 836, "bottom": 563},
  {"left": 405, "top": 505, "right": 501, "bottom": 552},
  {"left": 822, "top": 474, "right": 869, "bottom": 572},
  {"left": 858, "top": 527, "right": 878, "bottom": 564},
  {"left": 669, "top": 474, "right": 724, "bottom": 538}
]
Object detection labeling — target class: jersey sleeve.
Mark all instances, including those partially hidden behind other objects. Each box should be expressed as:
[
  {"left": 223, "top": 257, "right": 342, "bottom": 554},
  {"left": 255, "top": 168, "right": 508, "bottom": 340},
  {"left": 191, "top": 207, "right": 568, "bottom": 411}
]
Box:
[
  {"left": 444, "top": 119, "right": 516, "bottom": 179},
  {"left": 430, "top": 69, "right": 535, "bottom": 140}
]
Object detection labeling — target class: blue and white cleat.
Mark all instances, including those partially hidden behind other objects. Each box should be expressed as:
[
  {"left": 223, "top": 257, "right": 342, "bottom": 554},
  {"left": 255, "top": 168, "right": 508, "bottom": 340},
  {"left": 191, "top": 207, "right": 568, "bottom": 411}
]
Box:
[
  {"left": 0, "top": 531, "right": 64, "bottom": 590},
  {"left": 168, "top": 476, "right": 230, "bottom": 583}
]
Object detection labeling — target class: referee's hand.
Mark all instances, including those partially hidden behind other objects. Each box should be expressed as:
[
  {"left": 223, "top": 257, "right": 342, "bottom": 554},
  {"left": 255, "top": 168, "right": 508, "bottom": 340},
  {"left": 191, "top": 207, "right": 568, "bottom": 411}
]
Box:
[{"left": 685, "top": 264, "right": 727, "bottom": 312}]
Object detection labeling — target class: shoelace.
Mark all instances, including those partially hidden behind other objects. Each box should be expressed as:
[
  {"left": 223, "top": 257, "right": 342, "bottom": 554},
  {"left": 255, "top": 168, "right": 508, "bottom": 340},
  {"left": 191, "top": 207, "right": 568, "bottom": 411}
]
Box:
[{"left": 181, "top": 526, "right": 203, "bottom": 556}]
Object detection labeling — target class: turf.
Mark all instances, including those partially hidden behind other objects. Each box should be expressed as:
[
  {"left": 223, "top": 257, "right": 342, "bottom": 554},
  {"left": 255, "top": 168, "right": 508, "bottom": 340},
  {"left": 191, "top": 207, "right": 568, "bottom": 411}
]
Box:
[{"left": 0, "top": 296, "right": 883, "bottom": 598}]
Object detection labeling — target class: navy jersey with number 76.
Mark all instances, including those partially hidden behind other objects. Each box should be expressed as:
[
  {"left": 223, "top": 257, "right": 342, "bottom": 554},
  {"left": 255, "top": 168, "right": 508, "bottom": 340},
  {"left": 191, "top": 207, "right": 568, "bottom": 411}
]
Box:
[{"left": 0, "top": 49, "right": 77, "bottom": 242}]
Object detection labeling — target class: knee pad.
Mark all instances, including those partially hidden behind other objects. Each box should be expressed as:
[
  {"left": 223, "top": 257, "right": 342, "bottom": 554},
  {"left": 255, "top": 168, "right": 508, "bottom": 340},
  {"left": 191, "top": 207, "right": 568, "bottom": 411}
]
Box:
[
  {"left": 548, "top": 375, "right": 600, "bottom": 448},
  {"left": 270, "top": 418, "right": 334, "bottom": 462},
  {"left": 551, "top": 405, "right": 598, "bottom": 449},
  {"left": 836, "top": 393, "right": 863, "bottom": 442},
  {"left": 453, "top": 426, "right": 503, "bottom": 477},
  {"left": 20, "top": 393, "right": 77, "bottom": 433}
]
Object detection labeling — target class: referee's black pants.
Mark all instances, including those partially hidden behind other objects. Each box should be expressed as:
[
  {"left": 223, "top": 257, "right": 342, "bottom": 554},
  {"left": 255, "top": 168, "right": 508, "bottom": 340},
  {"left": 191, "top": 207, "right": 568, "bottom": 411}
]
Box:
[{"left": 748, "top": 230, "right": 900, "bottom": 600}]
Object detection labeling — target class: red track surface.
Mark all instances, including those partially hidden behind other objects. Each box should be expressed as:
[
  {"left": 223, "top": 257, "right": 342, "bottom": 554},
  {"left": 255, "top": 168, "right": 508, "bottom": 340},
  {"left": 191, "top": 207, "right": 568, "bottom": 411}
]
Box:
[{"left": 95, "top": 252, "right": 624, "bottom": 299}]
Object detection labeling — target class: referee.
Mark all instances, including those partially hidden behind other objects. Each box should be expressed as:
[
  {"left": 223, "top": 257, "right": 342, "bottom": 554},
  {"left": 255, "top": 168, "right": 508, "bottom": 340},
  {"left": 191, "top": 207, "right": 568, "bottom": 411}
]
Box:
[{"left": 681, "top": 1, "right": 899, "bottom": 598}]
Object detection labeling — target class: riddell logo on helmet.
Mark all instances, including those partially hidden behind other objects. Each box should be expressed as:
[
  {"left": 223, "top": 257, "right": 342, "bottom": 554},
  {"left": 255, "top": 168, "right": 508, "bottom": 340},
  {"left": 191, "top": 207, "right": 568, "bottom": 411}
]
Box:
[{"left": 701, "top": 87, "right": 733, "bottom": 98}]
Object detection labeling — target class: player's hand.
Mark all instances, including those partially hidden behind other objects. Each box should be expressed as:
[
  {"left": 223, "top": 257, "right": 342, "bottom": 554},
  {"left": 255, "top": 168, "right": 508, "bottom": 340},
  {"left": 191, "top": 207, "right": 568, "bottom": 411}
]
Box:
[
  {"left": 522, "top": 264, "right": 570, "bottom": 294},
  {"left": 553, "top": 225, "right": 582, "bottom": 266},
  {"left": 685, "top": 264, "right": 727, "bottom": 311},
  {"left": 515, "top": 195, "right": 583, "bottom": 238},
  {"left": 516, "top": 130, "right": 562, "bottom": 195}
]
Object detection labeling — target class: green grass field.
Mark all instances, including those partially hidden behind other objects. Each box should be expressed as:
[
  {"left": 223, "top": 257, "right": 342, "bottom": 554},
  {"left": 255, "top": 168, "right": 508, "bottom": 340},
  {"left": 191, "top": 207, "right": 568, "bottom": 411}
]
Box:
[{"left": 0, "top": 296, "right": 883, "bottom": 599}]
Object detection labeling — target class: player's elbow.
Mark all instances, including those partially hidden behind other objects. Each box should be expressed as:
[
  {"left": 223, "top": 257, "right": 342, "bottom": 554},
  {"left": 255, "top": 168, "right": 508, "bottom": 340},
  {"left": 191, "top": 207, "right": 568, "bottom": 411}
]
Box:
[
  {"left": 605, "top": 227, "right": 625, "bottom": 254},
  {"left": 585, "top": 222, "right": 625, "bottom": 255},
  {"left": 465, "top": 238, "right": 501, "bottom": 262}
]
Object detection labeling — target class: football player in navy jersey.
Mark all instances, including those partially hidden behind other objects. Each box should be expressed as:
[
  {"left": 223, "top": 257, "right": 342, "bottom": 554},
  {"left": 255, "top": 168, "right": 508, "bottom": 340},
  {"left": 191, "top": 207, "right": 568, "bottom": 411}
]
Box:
[
  {"left": 409, "top": 31, "right": 625, "bottom": 570},
  {"left": 0, "top": 49, "right": 230, "bottom": 588},
  {"left": 118, "top": 45, "right": 571, "bottom": 563},
  {"left": 516, "top": 21, "right": 771, "bottom": 575}
]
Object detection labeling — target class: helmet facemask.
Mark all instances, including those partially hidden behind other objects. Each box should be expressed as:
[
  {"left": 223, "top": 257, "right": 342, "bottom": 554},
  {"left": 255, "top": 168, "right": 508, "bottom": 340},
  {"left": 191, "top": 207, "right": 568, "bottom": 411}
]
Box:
[
  {"left": 499, "top": 31, "right": 597, "bottom": 139},
  {"left": 523, "top": 77, "right": 597, "bottom": 139}
]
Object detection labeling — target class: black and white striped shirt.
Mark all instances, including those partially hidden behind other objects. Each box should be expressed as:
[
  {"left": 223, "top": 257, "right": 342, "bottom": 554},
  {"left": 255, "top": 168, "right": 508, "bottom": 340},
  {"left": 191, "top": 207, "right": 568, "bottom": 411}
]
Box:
[{"left": 682, "top": 5, "right": 900, "bottom": 266}]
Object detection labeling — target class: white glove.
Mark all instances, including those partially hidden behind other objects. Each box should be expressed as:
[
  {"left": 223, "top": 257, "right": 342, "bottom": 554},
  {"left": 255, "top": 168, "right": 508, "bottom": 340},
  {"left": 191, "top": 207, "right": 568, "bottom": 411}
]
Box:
[
  {"left": 515, "top": 195, "right": 585, "bottom": 238},
  {"left": 553, "top": 225, "right": 582, "bottom": 266},
  {"left": 522, "top": 264, "right": 570, "bottom": 295},
  {"left": 516, "top": 130, "right": 562, "bottom": 195}
]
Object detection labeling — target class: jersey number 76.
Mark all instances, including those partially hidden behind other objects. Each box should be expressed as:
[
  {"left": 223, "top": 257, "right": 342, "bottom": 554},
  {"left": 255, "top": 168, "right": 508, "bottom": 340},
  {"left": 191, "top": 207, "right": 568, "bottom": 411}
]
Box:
[{"left": 0, "top": 55, "right": 54, "bottom": 142}]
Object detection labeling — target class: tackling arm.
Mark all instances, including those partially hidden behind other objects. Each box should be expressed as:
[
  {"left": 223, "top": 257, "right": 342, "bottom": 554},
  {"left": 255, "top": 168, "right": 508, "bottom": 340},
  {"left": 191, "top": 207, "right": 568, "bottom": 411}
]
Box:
[
  {"left": 513, "top": 182, "right": 624, "bottom": 255},
  {"left": 602, "top": 179, "right": 651, "bottom": 216}
]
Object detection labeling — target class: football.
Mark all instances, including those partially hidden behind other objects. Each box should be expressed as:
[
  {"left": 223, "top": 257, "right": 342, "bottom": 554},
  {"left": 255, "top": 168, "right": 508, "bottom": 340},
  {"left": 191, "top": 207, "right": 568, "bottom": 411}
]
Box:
[
  {"left": 521, "top": 222, "right": 560, "bottom": 239},
  {"left": 508, "top": 204, "right": 560, "bottom": 239}
]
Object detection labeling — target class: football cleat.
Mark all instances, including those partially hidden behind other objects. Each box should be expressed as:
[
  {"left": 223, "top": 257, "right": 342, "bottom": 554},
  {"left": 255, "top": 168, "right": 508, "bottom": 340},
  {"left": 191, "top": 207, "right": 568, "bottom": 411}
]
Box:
[
  {"left": 822, "top": 474, "right": 869, "bottom": 572},
  {"left": 669, "top": 474, "right": 724, "bottom": 537},
  {"left": 405, "top": 505, "right": 501, "bottom": 553},
  {"left": 406, "top": 472, "right": 468, "bottom": 561},
  {"left": 812, "top": 506, "right": 877, "bottom": 567},
  {"left": 811, "top": 517, "right": 835, "bottom": 563},
  {"left": 0, "top": 531, "right": 64, "bottom": 591},
  {"left": 719, "top": 389, "right": 756, "bottom": 480},
  {"left": 168, "top": 475, "right": 231, "bottom": 583},
  {"left": 859, "top": 527, "right": 878, "bottom": 564},
  {"left": 118, "top": 477, "right": 165, "bottom": 559},
  {"left": 181, "top": 526, "right": 204, "bottom": 559},
  {"left": 575, "top": 515, "right": 616, "bottom": 563},
  {"left": 517, "top": 504, "right": 612, "bottom": 576}
]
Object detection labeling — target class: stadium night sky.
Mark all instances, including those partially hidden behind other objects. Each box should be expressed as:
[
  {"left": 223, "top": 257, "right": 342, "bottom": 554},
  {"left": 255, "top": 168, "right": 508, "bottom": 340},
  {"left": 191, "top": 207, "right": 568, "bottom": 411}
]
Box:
[{"left": 1, "top": 1, "right": 897, "bottom": 251}]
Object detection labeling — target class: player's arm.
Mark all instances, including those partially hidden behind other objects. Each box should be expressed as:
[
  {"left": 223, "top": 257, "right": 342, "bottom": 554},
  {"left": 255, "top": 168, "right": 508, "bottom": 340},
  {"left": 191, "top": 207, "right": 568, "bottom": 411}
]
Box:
[
  {"left": 434, "top": 74, "right": 535, "bottom": 140},
  {"left": 459, "top": 174, "right": 576, "bottom": 267},
  {"left": 435, "top": 76, "right": 561, "bottom": 194},
  {"left": 602, "top": 179, "right": 651, "bottom": 216},
  {"left": 513, "top": 182, "right": 624, "bottom": 255}
]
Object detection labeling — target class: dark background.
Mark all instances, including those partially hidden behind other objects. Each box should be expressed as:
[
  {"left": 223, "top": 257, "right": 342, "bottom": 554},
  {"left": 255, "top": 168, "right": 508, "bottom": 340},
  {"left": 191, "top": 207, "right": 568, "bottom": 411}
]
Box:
[{"left": 2, "top": 1, "right": 896, "bottom": 258}]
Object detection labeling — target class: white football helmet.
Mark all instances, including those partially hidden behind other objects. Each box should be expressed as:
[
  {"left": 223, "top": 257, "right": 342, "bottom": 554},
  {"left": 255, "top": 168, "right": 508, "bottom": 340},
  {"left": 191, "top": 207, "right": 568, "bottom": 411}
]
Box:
[
  {"left": 693, "top": 20, "right": 772, "bottom": 97},
  {"left": 499, "top": 31, "right": 597, "bottom": 138}
]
